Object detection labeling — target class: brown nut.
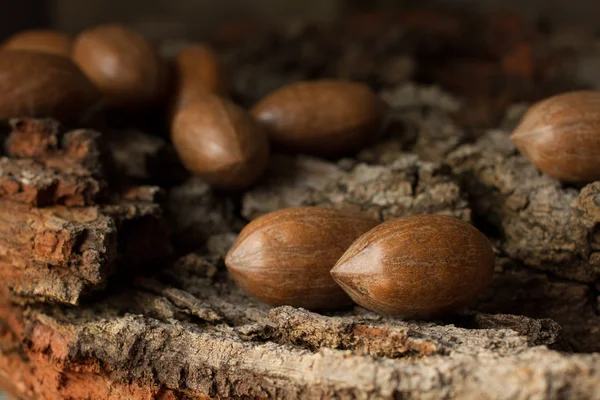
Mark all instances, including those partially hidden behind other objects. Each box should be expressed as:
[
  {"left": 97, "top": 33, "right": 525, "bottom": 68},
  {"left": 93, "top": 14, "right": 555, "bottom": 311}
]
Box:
[
  {"left": 72, "top": 24, "right": 164, "bottom": 108},
  {"left": 225, "top": 207, "right": 379, "bottom": 309},
  {"left": 251, "top": 80, "right": 385, "bottom": 156},
  {"left": 511, "top": 91, "right": 600, "bottom": 183},
  {"left": 171, "top": 43, "right": 227, "bottom": 114},
  {"left": 331, "top": 215, "right": 495, "bottom": 319},
  {"left": 0, "top": 51, "right": 101, "bottom": 123},
  {"left": 171, "top": 95, "right": 269, "bottom": 190},
  {"left": 1, "top": 30, "right": 73, "bottom": 57}
]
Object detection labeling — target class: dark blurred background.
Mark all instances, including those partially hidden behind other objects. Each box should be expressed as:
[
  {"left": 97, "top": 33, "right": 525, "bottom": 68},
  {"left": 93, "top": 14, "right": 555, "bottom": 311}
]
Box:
[{"left": 1, "top": 0, "right": 600, "bottom": 41}]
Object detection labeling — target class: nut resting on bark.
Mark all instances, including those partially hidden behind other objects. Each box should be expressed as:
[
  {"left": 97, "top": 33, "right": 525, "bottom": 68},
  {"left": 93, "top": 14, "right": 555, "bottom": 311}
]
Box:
[
  {"left": 331, "top": 215, "right": 495, "bottom": 318},
  {"left": 2, "top": 10, "right": 600, "bottom": 400},
  {"left": 225, "top": 206, "right": 379, "bottom": 309},
  {"left": 171, "top": 94, "right": 270, "bottom": 190},
  {"left": 251, "top": 79, "right": 386, "bottom": 156},
  {"left": 511, "top": 91, "right": 600, "bottom": 183}
]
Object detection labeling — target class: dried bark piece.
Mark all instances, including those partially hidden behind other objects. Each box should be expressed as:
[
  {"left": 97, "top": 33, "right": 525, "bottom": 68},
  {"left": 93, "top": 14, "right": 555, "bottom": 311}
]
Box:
[
  {"left": 0, "top": 200, "right": 116, "bottom": 304},
  {"left": 0, "top": 119, "right": 108, "bottom": 206},
  {"left": 242, "top": 154, "right": 470, "bottom": 222},
  {"left": 6, "top": 118, "right": 105, "bottom": 176},
  {"left": 360, "top": 84, "right": 466, "bottom": 164},
  {"left": 0, "top": 157, "right": 103, "bottom": 206},
  {"left": 0, "top": 252, "right": 596, "bottom": 400},
  {"left": 476, "top": 256, "right": 600, "bottom": 352},
  {"left": 0, "top": 186, "right": 169, "bottom": 304},
  {"left": 447, "top": 130, "right": 600, "bottom": 282}
]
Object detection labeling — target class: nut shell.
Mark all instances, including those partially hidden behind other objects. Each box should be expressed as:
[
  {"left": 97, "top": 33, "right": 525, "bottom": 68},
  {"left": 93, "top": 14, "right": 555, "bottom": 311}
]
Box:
[
  {"left": 171, "top": 43, "right": 227, "bottom": 114},
  {"left": 511, "top": 91, "right": 600, "bottom": 183},
  {"left": 0, "top": 51, "right": 101, "bottom": 123},
  {"left": 251, "top": 80, "right": 385, "bottom": 156},
  {"left": 171, "top": 95, "right": 269, "bottom": 190},
  {"left": 1, "top": 30, "right": 73, "bottom": 57},
  {"left": 225, "top": 207, "right": 379, "bottom": 309},
  {"left": 72, "top": 24, "right": 164, "bottom": 108},
  {"left": 331, "top": 215, "right": 495, "bottom": 319}
]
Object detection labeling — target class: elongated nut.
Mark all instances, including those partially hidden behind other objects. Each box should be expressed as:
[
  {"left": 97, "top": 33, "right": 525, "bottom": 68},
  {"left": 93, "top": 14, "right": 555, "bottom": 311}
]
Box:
[
  {"left": 171, "top": 95, "right": 269, "bottom": 190},
  {"left": 0, "top": 51, "right": 101, "bottom": 123},
  {"left": 511, "top": 91, "right": 600, "bottom": 183},
  {"left": 331, "top": 215, "right": 495, "bottom": 319},
  {"left": 171, "top": 43, "right": 227, "bottom": 114},
  {"left": 251, "top": 80, "right": 385, "bottom": 156},
  {"left": 1, "top": 30, "right": 73, "bottom": 57},
  {"left": 73, "top": 24, "right": 164, "bottom": 108},
  {"left": 225, "top": 207, "right": 379, "bottom": 310}
]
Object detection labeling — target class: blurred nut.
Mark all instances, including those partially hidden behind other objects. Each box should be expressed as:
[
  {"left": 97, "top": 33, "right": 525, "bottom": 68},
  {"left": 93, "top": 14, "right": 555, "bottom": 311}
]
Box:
[
  {"left": 171, "top": 95, "right": 269, "bottom": 190},
  {"left": 171, "top": 43, "right": 227, "bottom": 115},
  {"left": 73, "top": 24, "right": 164, "bottom": 108},
  {"left": 252, "top": 80, "right": 386, "bottom": 157},
  {"left": 0, "top": 51, "right": 100, "bottom": 123},
  {"left": 1, "top": 30, "right": 73, "bottom": 57}
]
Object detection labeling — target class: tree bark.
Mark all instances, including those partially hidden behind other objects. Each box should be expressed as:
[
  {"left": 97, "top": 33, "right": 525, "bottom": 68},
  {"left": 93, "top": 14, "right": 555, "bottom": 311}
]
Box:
[{"left": 1, "top": 9, "right": 600, "bottom": 400}]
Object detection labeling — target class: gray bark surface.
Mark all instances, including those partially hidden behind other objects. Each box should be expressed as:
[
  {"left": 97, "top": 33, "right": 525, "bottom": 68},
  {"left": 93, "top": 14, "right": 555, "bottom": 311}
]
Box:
[{"left": 1, "top": 12, "right": 600, "bottom": 400}]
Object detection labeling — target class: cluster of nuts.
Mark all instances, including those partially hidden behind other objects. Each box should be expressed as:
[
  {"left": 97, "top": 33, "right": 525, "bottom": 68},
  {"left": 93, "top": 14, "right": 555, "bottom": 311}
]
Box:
[
  {"left": 170, "top": 73, "right": 385, "bottom": 189},
  {"left": 226, "top": 207, "right": 495, "bottom": 318},
  {"left": 0, "top": 26, "right": 385, "bottom": 191},
  {"left": 3, "top": 25, "right": 599, "bottom": 319}
]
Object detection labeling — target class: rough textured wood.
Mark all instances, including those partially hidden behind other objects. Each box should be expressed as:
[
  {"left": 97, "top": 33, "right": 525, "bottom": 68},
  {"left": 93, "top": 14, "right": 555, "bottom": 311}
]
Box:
[
  {"left": 6, "top": 118, "right": 105, "bottom": 175},
  {"left": 448, "top": 130, "right": 600, "bottom": 283},
  {"left": 0, "top": 119, "right": 170, "bottom": 305},
  {"left": 0, "top": 157, "right": 103, "bottom": 206},
  {"left": 1, "top": 248, "right": 599, "bottom": 400},
  {"left": 243, "top": 153, "right": 470, "bottom": 223},
  {"left": 0, "top": 190, "right": 169, "bottom": 305},
  {"left": 2, "top": 10, "right": 600, "bottom": 400}
]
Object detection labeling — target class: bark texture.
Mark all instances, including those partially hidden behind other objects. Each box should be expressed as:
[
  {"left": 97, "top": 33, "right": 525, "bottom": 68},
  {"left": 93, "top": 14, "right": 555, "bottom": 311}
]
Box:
[
  {"left": 1, "top": 9, "right": 600, "bottom": 400},
  {"left": 0, "top": 248, "right": 598, "bottom": 400},
  {"left": 242, "top": 154, "right": 470, "bottom": 223},
  {"left": 448, "top": 130, "right": 600, "bottom": 283},
  {"left": 0, "top": 119, "right": 170, "bottom": 305}
]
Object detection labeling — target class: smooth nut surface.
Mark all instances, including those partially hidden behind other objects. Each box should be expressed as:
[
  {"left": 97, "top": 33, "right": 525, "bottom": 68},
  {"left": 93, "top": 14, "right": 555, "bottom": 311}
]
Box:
[
  {"left": 225, "top": 207, "right": 379, "bottom": 309},
  {"left": 72, "top": 24, "right": 164, "bottom": 108},
  {"left": 171, "top": 95, "right": 269, "bottom": 190},
  {"left": 251, "top": 80, "right": 385, "bottom": 156},
  {"left": 511, "top": 91, "right": 600, "bottom": 183},
  {"left": 0, "top": 51, "right": 101, "bottom": 123},
  {"left": 171, "top": 43, "right": 227, "bottom": 114},
  {"left": 331, "top": 215, "right": 495, "bottom": 319},
  {"left": 1, "top": 30, "right": 73, "bottom": 57}
]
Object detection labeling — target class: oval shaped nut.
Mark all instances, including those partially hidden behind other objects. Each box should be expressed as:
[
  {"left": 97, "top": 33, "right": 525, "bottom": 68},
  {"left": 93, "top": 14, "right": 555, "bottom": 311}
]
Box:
[
  {"left": 0, "top": 51, "right": 101, "bottom": 123},
  {"left": 331, "top": 215, "right": 495, "bottom": 319},
  {"left": 511, "top": 91, "right": 600, "bottom": 183},
  {"left": 1, "top": 30, "right": 73, "bottom": 57},
  {"left": 73, "top": 24, "right": 164, "bottom": 108},
  {"left": 251, "top": 80, "right": 386, "bottom": 156},
  {"left": 225, "top": 207, "right": 380, "bottom": 310},
  {"left": 171, "top": 43, "right": 227, "bottom": 114},
  {"left": 171, "top": 95, "right": 269, "bottom": 190}
]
